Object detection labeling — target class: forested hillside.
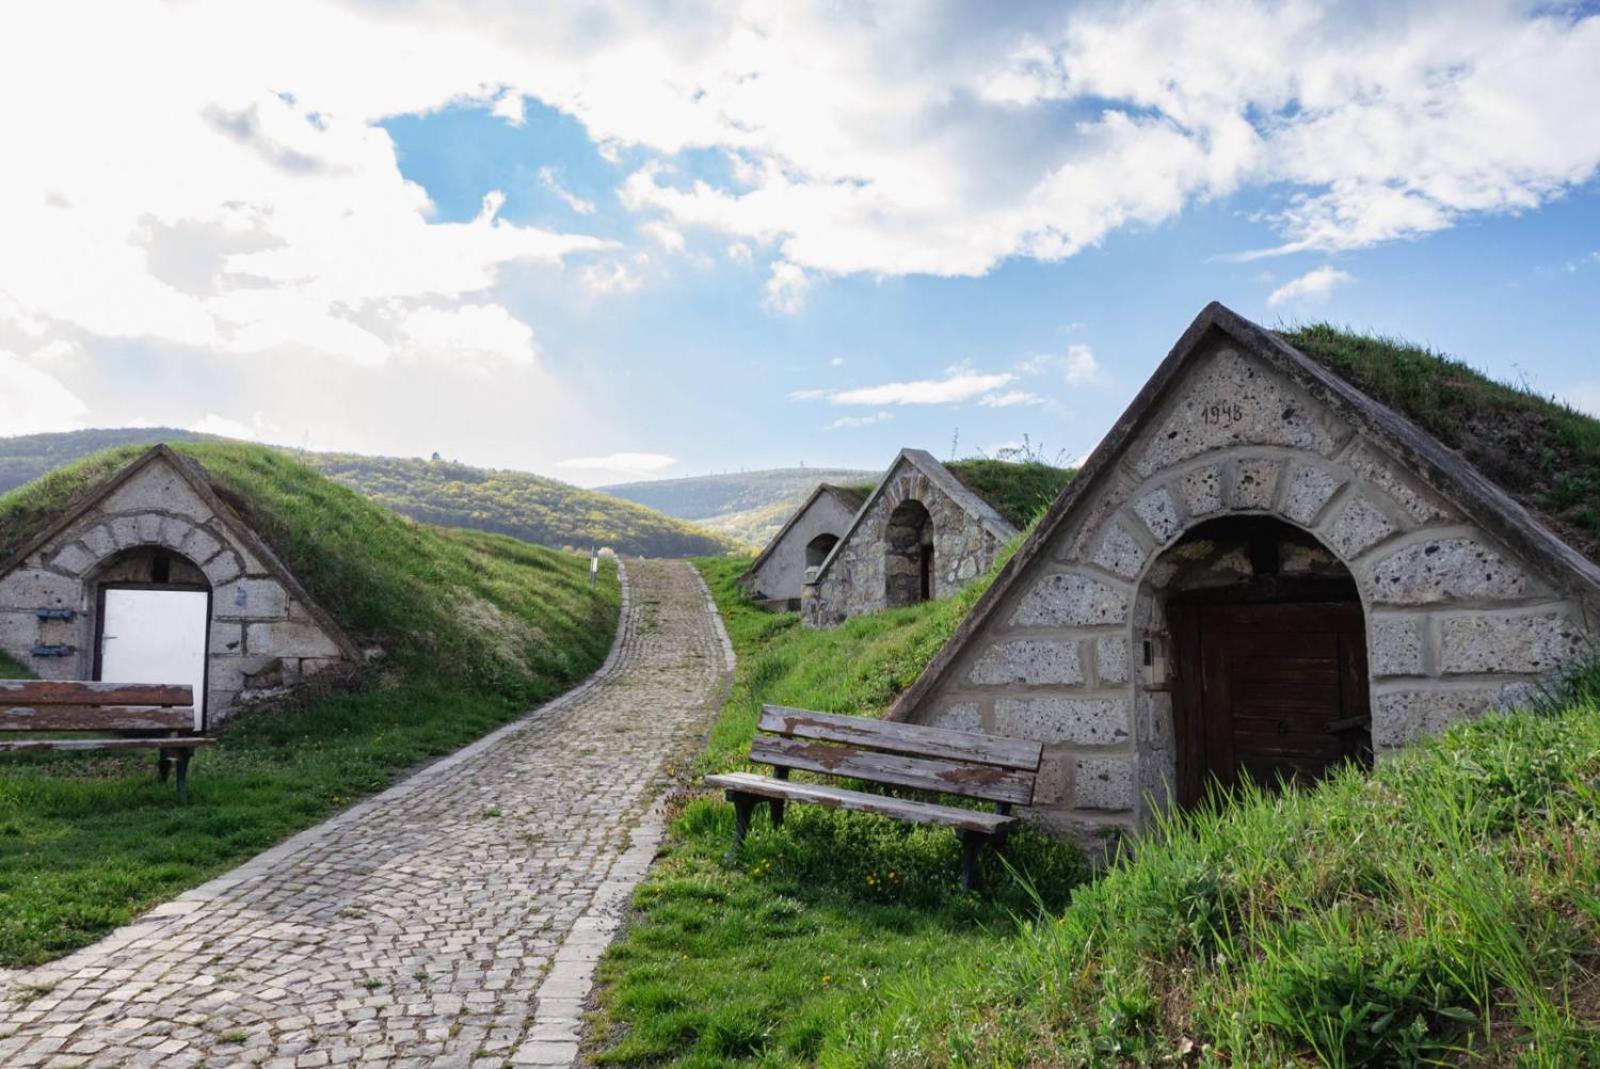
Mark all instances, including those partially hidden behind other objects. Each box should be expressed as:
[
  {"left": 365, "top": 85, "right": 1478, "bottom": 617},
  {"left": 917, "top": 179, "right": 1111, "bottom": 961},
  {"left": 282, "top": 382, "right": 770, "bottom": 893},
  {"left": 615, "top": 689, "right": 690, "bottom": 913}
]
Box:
[
  {"left": 0, "top": 428, "right": 735, "bottom": 558},
  {"left": 601, "top": 467, "right": 877, "bottom": 546}
]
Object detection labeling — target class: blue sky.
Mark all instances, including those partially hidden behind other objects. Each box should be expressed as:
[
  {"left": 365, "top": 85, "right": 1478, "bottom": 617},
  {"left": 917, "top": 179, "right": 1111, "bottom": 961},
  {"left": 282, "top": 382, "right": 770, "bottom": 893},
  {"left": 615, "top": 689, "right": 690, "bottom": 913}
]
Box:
[{"left": 2, "top": 1, "right": 1598, "bottom": 486}]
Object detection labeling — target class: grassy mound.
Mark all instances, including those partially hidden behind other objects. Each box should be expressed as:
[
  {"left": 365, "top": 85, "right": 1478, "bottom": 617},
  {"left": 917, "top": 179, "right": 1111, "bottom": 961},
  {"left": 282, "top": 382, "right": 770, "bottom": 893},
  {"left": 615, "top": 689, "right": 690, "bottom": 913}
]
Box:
[
  {"left": 946, "top": 458, "right": 1075, "bottom": 529},
  {"left": 0, "top": 427, "right": 738, "bottom": 558},
  {"left": 0, "top": 443, "right": 619, "bottom": 966},
  {"left": 822, "top": 671, "right": 1600, "bottom": 1067},
  {"left": 588, "top": 556, "right": 1088, "bottom": 1067},
  {"left": 1286, "top": 324, "right": 1600, "bottom": 562}
]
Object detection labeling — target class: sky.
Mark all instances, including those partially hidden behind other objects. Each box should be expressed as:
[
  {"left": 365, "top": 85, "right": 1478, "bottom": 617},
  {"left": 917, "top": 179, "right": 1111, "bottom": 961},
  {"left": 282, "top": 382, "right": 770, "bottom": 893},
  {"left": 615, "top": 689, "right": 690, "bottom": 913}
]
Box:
[{"left": 1, "top": 1, "right": 1597, "bottom": 487}]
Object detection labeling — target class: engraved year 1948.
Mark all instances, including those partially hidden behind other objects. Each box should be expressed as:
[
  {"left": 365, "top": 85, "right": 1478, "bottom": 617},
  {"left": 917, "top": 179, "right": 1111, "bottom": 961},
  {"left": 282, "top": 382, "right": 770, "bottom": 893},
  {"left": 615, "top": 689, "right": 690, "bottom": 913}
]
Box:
[{"left": 1201, "top": 399, "right": 1245, "bottom": 426}]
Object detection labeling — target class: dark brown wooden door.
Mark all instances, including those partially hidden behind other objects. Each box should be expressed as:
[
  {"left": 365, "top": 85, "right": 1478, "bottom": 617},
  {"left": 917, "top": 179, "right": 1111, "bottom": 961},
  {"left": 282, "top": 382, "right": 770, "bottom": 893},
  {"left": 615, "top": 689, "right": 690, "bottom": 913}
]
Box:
[{"left": 1172, "top": 601, "right": 1369, "bottom": 805}]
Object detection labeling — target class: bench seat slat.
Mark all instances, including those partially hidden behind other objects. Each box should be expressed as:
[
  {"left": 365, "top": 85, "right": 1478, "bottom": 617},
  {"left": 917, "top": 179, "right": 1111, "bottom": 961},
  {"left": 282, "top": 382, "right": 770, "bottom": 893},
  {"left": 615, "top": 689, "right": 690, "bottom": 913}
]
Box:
[
  {"left": 0, "top": 681, "right": 194, "bottom": 707},
  {"left": 750, "top": 735, "right": 1036, "bottom": 806},
  {"left": 706, "top": 772, "right": 1017, "bottom": 835},
  {"left": 0, "top": 737, "right": 213, "bottom": 752},
  {"left": 759, "top": 705, "right": 1042, "bottom": 771},
  {"left": 0, "top": 707, "right": 195, "bottom": 732}
]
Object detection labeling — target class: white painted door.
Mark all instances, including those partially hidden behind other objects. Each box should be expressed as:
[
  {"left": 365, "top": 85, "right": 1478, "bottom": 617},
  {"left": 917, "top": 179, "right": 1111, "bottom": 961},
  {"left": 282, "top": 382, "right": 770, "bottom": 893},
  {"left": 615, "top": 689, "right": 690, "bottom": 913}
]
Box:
[{"left": 100, "top": 589, "right": 209, "bottom": 730}]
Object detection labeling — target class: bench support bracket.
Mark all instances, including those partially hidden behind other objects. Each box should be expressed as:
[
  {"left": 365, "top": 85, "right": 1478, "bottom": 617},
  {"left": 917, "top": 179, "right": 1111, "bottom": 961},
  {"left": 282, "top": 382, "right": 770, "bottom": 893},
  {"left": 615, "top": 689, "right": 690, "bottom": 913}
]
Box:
[
  {"left": 158, "top": 747, "right": 193, "bottom": 803},
  {"left": 958, "top": 830, "right": 988, "bottom": 891}
]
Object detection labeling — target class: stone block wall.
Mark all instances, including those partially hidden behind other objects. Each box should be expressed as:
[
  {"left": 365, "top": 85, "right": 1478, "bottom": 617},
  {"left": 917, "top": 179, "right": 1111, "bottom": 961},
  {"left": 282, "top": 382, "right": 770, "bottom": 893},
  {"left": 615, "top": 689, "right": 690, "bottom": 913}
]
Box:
[
  {"left": 802, "top": 456, "right": 1013, "bottom": 627},
  {"left": 739, "top": 489, "right": 859, "bottom": 605},
  {"left": 900, "top": 344, "right": 1596, "bottom": 852},
  {"left": 0, "top": 454, "right": 353, "bottom": 723}
]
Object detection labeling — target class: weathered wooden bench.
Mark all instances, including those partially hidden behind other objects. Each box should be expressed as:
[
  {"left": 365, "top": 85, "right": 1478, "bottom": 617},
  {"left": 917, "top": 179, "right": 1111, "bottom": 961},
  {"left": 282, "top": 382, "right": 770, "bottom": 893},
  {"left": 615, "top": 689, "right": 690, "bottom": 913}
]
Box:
[
  {"left": 706, "top": 705, "right": 1043, "bottom": 889},
  {"left": 0, "top": 681, "right": 211, "bottom": 802}
]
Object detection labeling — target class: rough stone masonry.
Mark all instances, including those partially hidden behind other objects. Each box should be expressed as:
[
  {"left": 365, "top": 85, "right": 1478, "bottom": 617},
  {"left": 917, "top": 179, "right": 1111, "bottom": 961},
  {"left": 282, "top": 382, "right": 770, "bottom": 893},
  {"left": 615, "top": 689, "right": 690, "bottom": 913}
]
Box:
[{"left": 889, "top": 304, "right": 1600, "bottom": 852}]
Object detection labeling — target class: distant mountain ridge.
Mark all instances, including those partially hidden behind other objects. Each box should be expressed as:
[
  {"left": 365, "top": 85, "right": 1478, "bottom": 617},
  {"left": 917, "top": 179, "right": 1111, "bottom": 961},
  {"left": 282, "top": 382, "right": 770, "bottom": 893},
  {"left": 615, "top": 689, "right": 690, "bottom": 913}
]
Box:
[
  {"left": 601, "top": 467, "right": 879, "bottom": 547},
  {"left": 0, "top": 428, "right": 735, "bottom": 559}
]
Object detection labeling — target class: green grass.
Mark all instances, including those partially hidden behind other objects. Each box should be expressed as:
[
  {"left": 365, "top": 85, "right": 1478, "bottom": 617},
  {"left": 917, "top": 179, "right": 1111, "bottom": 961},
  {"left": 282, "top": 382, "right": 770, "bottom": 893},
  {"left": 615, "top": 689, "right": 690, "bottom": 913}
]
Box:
[
  {"left": 588, "top": 555, "right": 1088, "bottom": 1067},
  {"left": 1286, "top": 324, "right": 1600, "bottom": 562},
  {"left": 814, "top": 667, "right": 1600, "bottom": 1068},
  {"left": 945, "top": 458, "right": 1075, "bottom": 529},
  {"left": 0, "top": 443, "right": 620, "bottom": 967},
  {"left": 0, "top": 650, "right": 34, "bottom": 679}
]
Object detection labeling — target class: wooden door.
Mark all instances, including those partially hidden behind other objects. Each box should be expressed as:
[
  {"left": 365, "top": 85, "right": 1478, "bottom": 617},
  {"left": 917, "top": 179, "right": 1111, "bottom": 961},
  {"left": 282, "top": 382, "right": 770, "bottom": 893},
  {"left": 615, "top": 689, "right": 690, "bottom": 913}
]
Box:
[{"left": 1171, "top": 601, "right": 1369, "bottom": 806}]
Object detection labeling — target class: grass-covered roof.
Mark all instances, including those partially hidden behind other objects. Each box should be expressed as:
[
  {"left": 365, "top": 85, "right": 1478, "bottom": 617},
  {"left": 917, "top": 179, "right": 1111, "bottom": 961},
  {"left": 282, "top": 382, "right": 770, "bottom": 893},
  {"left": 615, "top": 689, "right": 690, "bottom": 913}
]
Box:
[
  {"left": 945, "top": 458, "right": 1077, "bottom": 530},
  {"left": 1283, "top": 324, "right": 1600, "bottom": 562},
  {"left": 0, "top": 442, "right": 616, "bottom": 695}
]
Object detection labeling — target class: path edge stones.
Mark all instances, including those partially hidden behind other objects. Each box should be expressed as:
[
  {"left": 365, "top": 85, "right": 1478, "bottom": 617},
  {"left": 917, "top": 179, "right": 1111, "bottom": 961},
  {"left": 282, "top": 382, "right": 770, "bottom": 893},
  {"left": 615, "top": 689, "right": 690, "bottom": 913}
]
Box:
[
  {"left": 4, "top": 560, "right": 637, "bottom": 995},
  {"left": 514, "top": 562, "right": 738, "bottom": 1067}
]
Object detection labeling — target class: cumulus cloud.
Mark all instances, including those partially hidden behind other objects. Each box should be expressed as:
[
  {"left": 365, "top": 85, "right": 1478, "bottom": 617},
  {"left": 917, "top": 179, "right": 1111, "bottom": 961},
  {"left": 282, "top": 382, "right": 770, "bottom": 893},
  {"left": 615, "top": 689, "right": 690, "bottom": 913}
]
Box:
[
  {"left": 978, "top": 390, "right": 1046, "bottom": 408},
  {"left": 830, "top": 370, "right": 1016, "bottom": 407},
  {"left": 0, "top": 351, "right": 88, "bottom": 434},
  {"left": 1063, "top": 345, "right": 1109, "bottom": 385},
  {"left": 824, "top": 411, "right": 893, "bottom": 430},
  {"left": 1268, "top": 266, "right": 1354, "bottom": 307},
  {"left": 763, "top": 261, "right": 810, "bottom": 315},
  {"left": 189, "top": 412, "right": 260, "bottom": 440},
  {"left": 580, "top": 260, "right": 645, "bottom": 295}
]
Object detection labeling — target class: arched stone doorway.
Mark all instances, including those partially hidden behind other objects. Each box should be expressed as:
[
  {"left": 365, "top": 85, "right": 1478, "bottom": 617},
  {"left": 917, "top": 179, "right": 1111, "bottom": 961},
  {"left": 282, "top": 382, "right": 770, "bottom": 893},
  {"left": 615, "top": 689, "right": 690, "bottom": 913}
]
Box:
[
  {"left": 885, "top": 500, "right": 934, "bottom": 607},
  {"left": 1143, "top": 515, "right": 1371, "bottom": 807},
  {"left": 805, "top": 533, "right": 839, "bottom": 571},
  {"left": 90, "top": 545, "right": 213, "bottom": 730}
]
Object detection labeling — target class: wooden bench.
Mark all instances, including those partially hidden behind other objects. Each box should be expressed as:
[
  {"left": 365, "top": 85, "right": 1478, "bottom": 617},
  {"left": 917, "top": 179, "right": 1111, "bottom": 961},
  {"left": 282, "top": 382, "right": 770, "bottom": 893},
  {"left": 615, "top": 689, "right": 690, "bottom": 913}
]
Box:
[
  {"left": 0, "top": 681, "right": 211, "bottom": 802},
  {"left": 706, "top": 705, "right": 1043, "bottom": 889}
]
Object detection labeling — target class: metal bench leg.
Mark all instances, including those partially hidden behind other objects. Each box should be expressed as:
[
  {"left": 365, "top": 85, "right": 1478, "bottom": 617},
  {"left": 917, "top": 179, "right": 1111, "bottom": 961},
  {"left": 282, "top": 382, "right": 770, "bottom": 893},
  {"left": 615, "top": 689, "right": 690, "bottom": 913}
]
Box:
[
  {"left": 157, "top": 750, "right": 173, "bottom": 783},
  {"left": 726, "top": 791, "right": 758, "bottom": 856},
  {"left": 958, "top": 830, "right": 987, "bottom": 891},
  {"left": 175, "top": 750, "right": 192, "bottom": 804},
  {"left": 769, "top": 798, "right": 785, "bottom": 828}
]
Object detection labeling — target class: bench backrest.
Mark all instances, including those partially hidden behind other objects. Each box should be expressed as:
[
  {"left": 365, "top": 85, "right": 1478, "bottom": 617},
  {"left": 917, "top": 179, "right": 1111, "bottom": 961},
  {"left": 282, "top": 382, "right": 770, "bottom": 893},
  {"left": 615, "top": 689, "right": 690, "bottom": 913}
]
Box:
[
  {"left": 752, "top": 705, "right": 1043, "bottom": 807},
  {"left": 0, "top": 681, "right": 196, "bottom": 734}
]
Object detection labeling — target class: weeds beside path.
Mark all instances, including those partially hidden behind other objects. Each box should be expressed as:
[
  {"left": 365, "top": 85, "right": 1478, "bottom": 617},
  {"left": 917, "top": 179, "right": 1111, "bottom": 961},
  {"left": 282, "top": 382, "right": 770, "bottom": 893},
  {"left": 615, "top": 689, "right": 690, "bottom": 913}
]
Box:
[{"left": 587, "top": 557, "right": 1088, "bottom": 1067}]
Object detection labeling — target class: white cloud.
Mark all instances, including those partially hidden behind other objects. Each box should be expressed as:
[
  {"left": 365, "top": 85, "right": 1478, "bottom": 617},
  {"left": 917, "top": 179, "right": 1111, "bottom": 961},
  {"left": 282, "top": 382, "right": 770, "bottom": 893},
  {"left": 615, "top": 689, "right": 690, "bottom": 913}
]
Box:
[
  {"left": 1268, "top": 265, "right": 1355, "bottom": 307},
  {"left": 978, "top": 390, "right": 1046, "bottom": 408},
  {"left": 491, "top": 89, "right": 525, "bottom": 126},
  {"left": 558, "top": 452, "right": 677, "bottom": 477},
  {"left": 824, "top": 411, "right": 893, "bottom": 430},
  {"left": 580, "top": 260, "right": 645, "bottom": 295},
  {"left": 539, "top": 166, "right": 596, "bottom": 215},
  {"left": 0, "top": 351, "right": 88, "bottom": 434},
  {"left": 1063, "top": 345, "right": 1108, "bottom": 385},
  {"left": 394, "top": 303, "right": 539, "bottom": 371},
  {"left": 189, "top": 412, "right": 260, "bottom": 440},
  {"left": 726, "top": 242, "right": 753, "bottom": 264},
  {"left": 641, "top": 221, "right": 685, "bottom": 252},
  {"left": 829, "top": 356, "right": 845, "bottom": 367},
  {"left": 831, "top": 370, "right": 1015, "bottom": 407},
  {"left": 763, "top": 261, "right": 810, "bottom": 315}
]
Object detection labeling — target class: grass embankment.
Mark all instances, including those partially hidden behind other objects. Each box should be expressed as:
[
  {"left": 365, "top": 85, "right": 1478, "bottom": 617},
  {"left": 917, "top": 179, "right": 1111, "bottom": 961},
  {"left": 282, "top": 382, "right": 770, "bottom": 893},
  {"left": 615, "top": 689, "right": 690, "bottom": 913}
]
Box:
[
  {"left": 1287, "top": 324, "right": 1600, "bottom": 561},
  {"left": 822, "top": 675, "right": 1600, "bottom": 1066},
  {"left": 945, "top": 458, "right": 1075, "bottom": 530},
  {"left": 588, "top": 556, "right": 1088, "bottom": 1067},
  {"left": 0, "top": 443, "right": 619, "bottom": 968}
]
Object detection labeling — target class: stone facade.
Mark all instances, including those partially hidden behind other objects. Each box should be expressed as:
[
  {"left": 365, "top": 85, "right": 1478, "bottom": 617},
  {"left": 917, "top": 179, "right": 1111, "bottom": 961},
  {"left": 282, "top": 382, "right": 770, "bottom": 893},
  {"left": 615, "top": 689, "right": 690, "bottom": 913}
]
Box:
[
  {"left": 738, "top": 484, "right": 864, "bottom": 609},
  {"left": 890, "top": 306, "right": 1600, "bottom": 853},
  {"left": 0, "top": 447, "right": 357, "bottom": 724},
  {"left": 802, "top": 449, "right": 1017, "bottom": 628}
]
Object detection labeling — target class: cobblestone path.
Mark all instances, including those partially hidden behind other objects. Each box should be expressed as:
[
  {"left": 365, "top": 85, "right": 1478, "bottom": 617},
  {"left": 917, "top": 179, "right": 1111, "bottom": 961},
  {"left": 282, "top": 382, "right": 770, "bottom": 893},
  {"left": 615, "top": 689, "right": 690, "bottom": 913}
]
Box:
[{"left": 0, "top": 559, "right": 732, "bottom": 1068}]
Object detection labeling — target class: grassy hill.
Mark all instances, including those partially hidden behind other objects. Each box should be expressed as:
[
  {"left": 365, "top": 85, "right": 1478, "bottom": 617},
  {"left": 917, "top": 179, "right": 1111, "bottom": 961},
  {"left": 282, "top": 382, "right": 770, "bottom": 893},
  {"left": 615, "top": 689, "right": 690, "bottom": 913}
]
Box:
[
  {"left": 945, "top": 458, "right": 1076, "bottom": 529},
  {"left": 0, "top": 428, "right": 736, "bottom": 559},
  {"left": 1286, "top": 324, "right": 1600, "bottom": 562},
  {"left": 592, "top": 552, "right": 1600, "bottom": 1067},
  {"left": 0, "top": 442, "right": 621, "bottom": 966},
  {"left": 600, "top": 467, "right": 878, "bottom": 546}
]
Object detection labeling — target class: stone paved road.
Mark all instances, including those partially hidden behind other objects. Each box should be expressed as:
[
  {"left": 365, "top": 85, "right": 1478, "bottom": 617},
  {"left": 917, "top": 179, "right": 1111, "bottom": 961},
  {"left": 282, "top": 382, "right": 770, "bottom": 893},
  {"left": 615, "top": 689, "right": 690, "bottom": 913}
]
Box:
[{"left": 0, "top": 559, "right": 732, "bottom": 1069}]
